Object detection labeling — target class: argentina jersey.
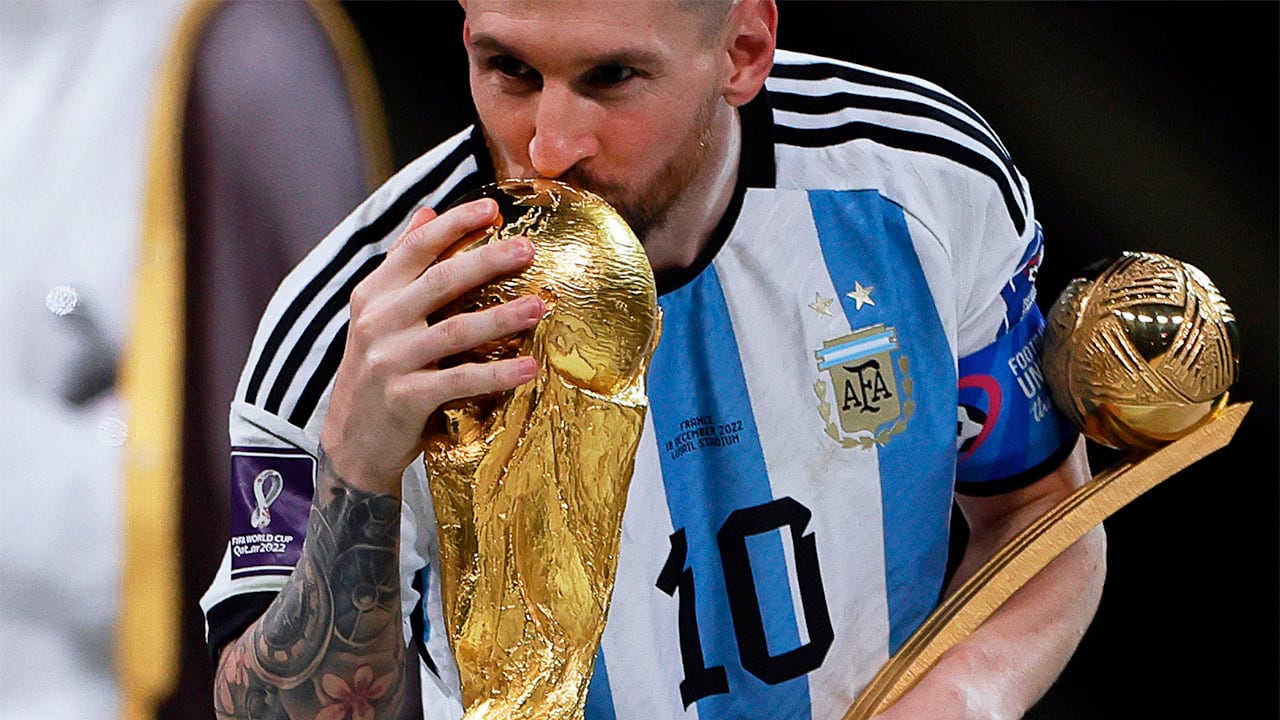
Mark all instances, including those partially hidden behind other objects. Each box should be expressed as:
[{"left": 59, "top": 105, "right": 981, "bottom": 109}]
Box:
[
  {"left": 588, "top": 187, "right": 957, "bottom": 720},
  {"left": 576, "top": 50, "right": 1077, "bottom": 720},
  {"left": 204, "top": 45, "right": 1077, "bottom": 720}
]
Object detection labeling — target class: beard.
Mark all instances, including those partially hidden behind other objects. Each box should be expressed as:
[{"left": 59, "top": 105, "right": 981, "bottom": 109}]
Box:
[{"left": 485, "top": 93, "right": 719, "bottom": 241}]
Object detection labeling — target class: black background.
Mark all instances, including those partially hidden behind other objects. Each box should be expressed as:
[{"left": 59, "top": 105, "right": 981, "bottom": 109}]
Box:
[{"left": 342, "top": 2, "right": 1277, "bottom": 717}]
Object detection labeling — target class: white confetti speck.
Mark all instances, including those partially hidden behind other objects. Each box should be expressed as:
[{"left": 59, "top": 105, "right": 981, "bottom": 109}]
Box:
[
  {"left": 45, "top": 285, "right": 80, "bottom": 316},
  {"left": 98, "top": 417, "right": 128, "bottom": 447}
]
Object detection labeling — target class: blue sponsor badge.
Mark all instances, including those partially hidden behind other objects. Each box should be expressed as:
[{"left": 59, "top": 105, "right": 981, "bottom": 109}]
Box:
[
  {"left": 229, "top": 447, "right": 315, "bottom": 578},
  {"left": 956, "top": 307, "right": 1076, "bottom": 485}
]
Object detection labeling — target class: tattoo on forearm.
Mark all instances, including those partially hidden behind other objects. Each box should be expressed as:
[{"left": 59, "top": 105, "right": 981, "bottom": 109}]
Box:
[{"left": 215, "top": 447, "right": 405, "bottom": 719}]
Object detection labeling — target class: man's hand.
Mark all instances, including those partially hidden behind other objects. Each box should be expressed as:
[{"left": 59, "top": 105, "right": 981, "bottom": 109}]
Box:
[{"left": 319, "top": 198, "right": 545, "bottom": 495}]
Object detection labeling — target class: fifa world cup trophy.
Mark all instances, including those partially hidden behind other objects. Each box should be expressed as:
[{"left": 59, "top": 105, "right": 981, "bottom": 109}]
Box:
[
  {"left": 421, "top": 180, "right": 661, "bottom": 720},
  {"left": 846, "top": 252, "right": 1249, "bottom": 718}
]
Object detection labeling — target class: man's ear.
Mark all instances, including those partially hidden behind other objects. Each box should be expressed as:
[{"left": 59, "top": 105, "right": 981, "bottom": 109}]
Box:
[
  {"left": 459, "top": 0, "right": 470, "bottom": 47},
  {"left": 723, "top": 0, "right": 778, "bottom": 108}
]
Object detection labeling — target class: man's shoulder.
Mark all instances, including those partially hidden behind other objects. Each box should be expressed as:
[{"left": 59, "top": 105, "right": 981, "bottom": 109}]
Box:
[
  {"left": 766, "top": 48, "right": 1011, "bottom": 159},
  {"left": 232, "top": 126, "right": 488, "bottom": 439},
  {"left": 374, "top": 125, "right": 488, "bottom": 211},
  {"left": 765, "top": 49, "right": 1032, "bottom": 238},
  {"left": 769, "top": 49, "right": 968, "bottom": 102}
]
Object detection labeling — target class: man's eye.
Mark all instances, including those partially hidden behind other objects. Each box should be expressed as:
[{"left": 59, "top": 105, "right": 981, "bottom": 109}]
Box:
[
  {"left": 491, "top": 55, "right": 536, "bottom": 80},
  {"left": 587, "top": 64, "right": 637, "bottom": 87}
]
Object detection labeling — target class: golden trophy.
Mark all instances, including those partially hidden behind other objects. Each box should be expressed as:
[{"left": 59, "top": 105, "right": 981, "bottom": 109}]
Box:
[
  {"left": 845, "top": 251, "right": 1248, "bottom": 718},
  {"left": 422, "top": 180, "right": 661, "bottom": 720}
]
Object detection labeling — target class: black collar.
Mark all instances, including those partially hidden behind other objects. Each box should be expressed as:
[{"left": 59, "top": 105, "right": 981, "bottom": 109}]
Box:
[{"left": 654, "top": 89, "right": 775, "bottom": 294}]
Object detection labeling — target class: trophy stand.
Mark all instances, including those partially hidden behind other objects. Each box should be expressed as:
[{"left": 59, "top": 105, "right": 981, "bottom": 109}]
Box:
[{"left": 843, "top": 401, "right": 1250, "bottom": 719}]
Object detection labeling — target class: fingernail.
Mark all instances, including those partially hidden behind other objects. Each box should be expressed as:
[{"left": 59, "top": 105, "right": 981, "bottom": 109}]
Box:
[
  {"left": 408, "top": 207, "right": 433, "bottom": 232},
  {"left": 522, "top": 295, "right": 545, "bottom": 320},
  {"left": 509, "top": 238, "right": 534, "bottom": 260},
  {"left": 517, "top": 356, "right": 538, "bottom": 380},
  {"left": 473, "top": 198, "right": 498, "bottom": 220}
]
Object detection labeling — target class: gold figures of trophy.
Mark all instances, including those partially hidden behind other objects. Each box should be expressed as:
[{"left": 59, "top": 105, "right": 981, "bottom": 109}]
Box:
[
  {"left": 845, "top": 251, "right": 1248, "bottom": 719},
  {"left": 422, "top": 180, "right": 661, "bottom": 719}
]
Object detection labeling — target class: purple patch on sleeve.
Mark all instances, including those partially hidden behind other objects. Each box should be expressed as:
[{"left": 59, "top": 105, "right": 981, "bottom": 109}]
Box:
[{"left": 229, "top": 447, "right": 315, "bottom": 578}]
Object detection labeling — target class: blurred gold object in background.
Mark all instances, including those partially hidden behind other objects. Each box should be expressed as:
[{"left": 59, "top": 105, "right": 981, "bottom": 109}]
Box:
[
  {"left": 1042, "top": 251, "right": 1240, "bottom": 450},
  {"left": 423, "top": 180, "right": 660, "bottom": 720},
  {"left": 846, "top": 251, "right": 1247, "bottom": 719}
]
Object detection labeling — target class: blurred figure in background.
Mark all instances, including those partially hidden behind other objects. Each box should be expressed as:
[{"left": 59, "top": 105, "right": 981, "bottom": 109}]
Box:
[
  {"left": 1, "top": 3, "right": 190, "bottom": 716},
  {"left": 0, "top": 1, "right": 389, "bottom": 718}
]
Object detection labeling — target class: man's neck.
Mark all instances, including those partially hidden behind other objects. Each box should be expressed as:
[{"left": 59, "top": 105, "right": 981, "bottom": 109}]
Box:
[{"left": 642, "top": 104, "right": 742, "bottom": 280}]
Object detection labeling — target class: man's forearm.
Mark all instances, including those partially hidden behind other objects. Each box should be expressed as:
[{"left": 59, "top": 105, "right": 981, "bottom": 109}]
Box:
[
  {"left": 214, "top": 448, "right": 406, "bottom": 720},
  {"left": 875, "top": 442, "right": 1107, "bottom": 719},
  {"left": 875, "top": 524, "right": 1106, "bottom": 719}
]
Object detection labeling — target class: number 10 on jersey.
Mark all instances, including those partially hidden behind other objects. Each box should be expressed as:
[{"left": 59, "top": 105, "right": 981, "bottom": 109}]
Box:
[{"left": 657, "top": 497, "right": 835, "bottom": 707}]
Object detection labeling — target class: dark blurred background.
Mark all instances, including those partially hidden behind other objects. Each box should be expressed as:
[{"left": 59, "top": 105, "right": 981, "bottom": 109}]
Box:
[{"left": 349, "top": 2, "right": 1279, "bottom": 717}]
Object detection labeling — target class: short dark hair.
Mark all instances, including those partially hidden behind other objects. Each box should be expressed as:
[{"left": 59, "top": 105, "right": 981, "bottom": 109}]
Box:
[{"left": 678, "top": 0, "right": 738, "bottom": 42}]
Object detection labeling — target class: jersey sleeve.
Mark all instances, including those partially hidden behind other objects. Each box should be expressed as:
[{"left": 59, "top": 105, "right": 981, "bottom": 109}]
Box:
[
  {"left": 199, "top": 127, "right": 482, "bottom": 659},
  {"left": 198, "top": 403, "right": 319, "bottom": 657},
  {"left": 954, "top": 223, "right": 1080, "bottom": 495}
]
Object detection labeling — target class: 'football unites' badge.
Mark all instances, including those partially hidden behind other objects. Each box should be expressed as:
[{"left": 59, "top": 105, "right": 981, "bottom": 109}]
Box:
[{"left": 813, "top": 324, "right": 914, "bottom": 449}]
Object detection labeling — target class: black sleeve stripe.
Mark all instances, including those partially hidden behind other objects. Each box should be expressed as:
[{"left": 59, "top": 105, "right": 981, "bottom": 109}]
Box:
[
  {"left": 276, "top": 169, "right": 484, "bottom": 429},
  {"left": 289, "top": 320, "right": 348, "bottom": 428},
  {"left": 204, "top": 591, "right": 276, "bottom": 661},
  {"left": 769, "top": 89, "right": 1026, "bottom": 209},
  {"left": 773, "top": 120, "right": 1028, "bottom": 236},
  {"left": 278, "top": 172, "right": 485, "bottom": 429},
  {"left": 954, "top": 431, "right": 1081, "bottom": 497},
  {"left": 244, "top": 139, "right": 475, "bottom": 405},
  {"left": 437, "top": 170, "right": 484, "bottom": 212},
  {"left": 409, "top": 569, "right": 441, "bottom": 677},
  {"left": 264, "top": 253, "right": 383, "bottom": 415},
  {"left": 771, "top": 60, "right": 1009, "bottom": 157}
]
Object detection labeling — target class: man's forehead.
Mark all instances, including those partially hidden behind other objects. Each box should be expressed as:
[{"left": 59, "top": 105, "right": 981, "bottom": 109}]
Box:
[
  {"left": 464, "top": 0, "right": 695, "bottom": 54},
  {"left": 465, "top": 0, "right": 679, "bottom": 17}
]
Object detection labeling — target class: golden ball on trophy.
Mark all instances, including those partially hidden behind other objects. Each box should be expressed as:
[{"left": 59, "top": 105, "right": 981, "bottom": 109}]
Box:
[
  {"left": 1041, "top": 251, "right": 1240, "bottom": 451},
  {"left": 848, "top": 253, "right": 1249, "bottom": 720}
]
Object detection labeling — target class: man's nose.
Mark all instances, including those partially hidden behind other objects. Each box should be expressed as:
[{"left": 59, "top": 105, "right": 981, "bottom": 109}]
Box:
[{"left": 528, "top": 83, "right": 599, "bottom": 179}]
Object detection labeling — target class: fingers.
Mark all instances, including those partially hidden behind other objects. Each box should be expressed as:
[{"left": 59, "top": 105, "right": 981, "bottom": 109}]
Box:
[
  {"left": 397, "top": 355, "right": 540, "bottom": 413},
  {"left": 393, "top": 235, "right": 536, "bottom": 325},
  {"left": 321, "top": 200, "right": 545, "bottom": 493},
  {"left": 372, "top": 199, "right": 500, "bottom": 293},
  {"left": 413, "top": 294, "right": 546, "bottom": 366}
]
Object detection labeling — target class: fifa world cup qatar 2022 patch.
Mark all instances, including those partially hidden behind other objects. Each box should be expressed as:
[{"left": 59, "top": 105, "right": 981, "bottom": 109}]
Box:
[{"left": 229, "top": 447, "right": 315, "bottom": 578}]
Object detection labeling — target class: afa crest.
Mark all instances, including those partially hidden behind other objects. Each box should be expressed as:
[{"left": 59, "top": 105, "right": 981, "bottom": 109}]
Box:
[{"left": 813, "top": 324, "right": 915, "bottom": 449}]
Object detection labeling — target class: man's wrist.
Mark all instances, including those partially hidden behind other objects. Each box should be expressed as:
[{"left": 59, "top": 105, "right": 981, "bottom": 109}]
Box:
[{"left": 316, "top": 439, "right": 404, "bottom": 498}]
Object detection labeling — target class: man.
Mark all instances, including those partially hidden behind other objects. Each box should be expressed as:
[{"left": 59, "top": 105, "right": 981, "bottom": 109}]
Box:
[{"left": 201, "top": 1, "right": 1106, "bottom": 718}]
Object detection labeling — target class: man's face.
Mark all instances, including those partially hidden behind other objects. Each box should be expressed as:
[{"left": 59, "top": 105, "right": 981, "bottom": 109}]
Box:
[{"left": 463, "top": 0, "right": 729, "bottom": 238}]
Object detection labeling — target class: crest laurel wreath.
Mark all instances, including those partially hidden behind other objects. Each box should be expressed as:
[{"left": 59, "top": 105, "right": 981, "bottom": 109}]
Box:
[{"left": 813, "top": 356, "right": 915, "bottom": 449}]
